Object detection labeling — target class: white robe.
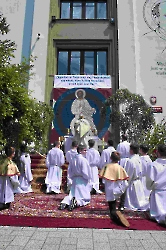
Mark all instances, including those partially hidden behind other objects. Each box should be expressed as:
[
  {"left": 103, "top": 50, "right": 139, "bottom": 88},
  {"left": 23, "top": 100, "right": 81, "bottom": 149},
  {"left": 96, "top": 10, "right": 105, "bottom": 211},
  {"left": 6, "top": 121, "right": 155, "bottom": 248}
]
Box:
[
  {"left": 124, "top": 154, "right": 149, "bottom": 211},
  {"left": 0, "top": 175, "right": 20, "bottom": 204},
  {"left": 86, "top": 147, "right": 102, "bottom": 193},
  {"left": 99, "top": 146, "right": 116, "bottom": 169},
  {"left": 18, "top": 153, "right": 33, "bottom": 193},
  {"left": 116, "top": 141, "right": 130, "bottom": 158},
  {"left": 146, "top": 158, "right": 166, "bottom": 224},
  {"left": 105, "top": 179, "right": 129, "bottom": 201},
  {"left": 66, "top": 149, "right": 78, "bottom": 189},
  {"left": 140, "top": 155, "right": 152, "bottom": 199},
  {"left": 45, "top": 147, "right": 65, "bottom": 194},
  {"left": 61, "top": 154, "right": 92, "bottom": 206}
]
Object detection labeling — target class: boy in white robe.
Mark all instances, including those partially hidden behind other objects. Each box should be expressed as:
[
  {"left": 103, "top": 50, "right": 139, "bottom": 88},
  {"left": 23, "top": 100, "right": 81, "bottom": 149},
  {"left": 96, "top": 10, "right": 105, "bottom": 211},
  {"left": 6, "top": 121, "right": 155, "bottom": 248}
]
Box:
[
  {"left": 18, "top": 144, "right": 33, "bottom": 193},
  {"left": 139, "top": 144, "right": 152, "bottom": 199},
  {"left": 99, "top": 140, "right": 116, "bottom": 169},
  {"left": 119, "top": 143, "right": 149, "bottom": 211},
  {"left": 66, "top": 140, "right": 78, "bottom": 192},
  {"left": 86, "top": 139, "right": 102, "bottom": 194},
  {"left": 59, "top": 145, "right": 92, "bottom": 211},
  {"left": 0, "top": 146, "right": 20, "bottom": 210},
  {"left": 99, "top": 151, "right": 130, "bottom": 227},
  {"left": 45, "top": 141, "right": 65, "bottom": 194},
  {"left": 117, "top": 134, "right": 130, "bottom": 168},
  {"left": 146, "top": 144, "right": 166, "bottom": 225}
]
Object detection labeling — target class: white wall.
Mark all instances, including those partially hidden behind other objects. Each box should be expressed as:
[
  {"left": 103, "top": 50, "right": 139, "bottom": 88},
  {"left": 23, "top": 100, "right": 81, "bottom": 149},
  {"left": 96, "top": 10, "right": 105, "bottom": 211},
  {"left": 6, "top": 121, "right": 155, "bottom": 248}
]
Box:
[
  {"left": 0, "top": 0, "right": 26, "bottom": 64},
  {"left": 28, "top": 0, "right": 50, "bottom": 102},
  {"left": 118, "top": 0, "right": 166, "bottom": 123}
]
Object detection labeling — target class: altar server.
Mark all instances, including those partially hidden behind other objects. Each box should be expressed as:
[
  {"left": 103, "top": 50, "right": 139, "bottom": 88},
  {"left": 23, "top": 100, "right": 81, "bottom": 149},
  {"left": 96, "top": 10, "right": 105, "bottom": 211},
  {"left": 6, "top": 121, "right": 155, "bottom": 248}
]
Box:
[
  {"left": 0, "top": 146, "right": 20, "bottom": 210},
  {"left": 45, "top": 141, "right": 65, "bottom": 194},
  {"left": 99, "top": 151, "right": 130, "bottom": 227},
  {"left": 18, "top": 144, "right": 33, "bottom": 193},
  {"left": 119, "top": 143, "right": 149, "bottom": 211},
  {"left": 139, "top": 144, "right": 152, "bottom": 199},
  {"left": 99, "top": 140, "right": 116, "bottom": 169},
  {"left": 59, "top": 145, "right": 92, "bottom": 211},
  {"left": 117, "top": 134, "right": 130, "bottom": 168},
  {"left": 86, "top": 139, "right": 102, "bottom": 194},
  {"left": 66, "top": 140, "right": 78, "bottom": 192},
  {"left": 146, "top": 144, "right": 166, "bottom": 225}
]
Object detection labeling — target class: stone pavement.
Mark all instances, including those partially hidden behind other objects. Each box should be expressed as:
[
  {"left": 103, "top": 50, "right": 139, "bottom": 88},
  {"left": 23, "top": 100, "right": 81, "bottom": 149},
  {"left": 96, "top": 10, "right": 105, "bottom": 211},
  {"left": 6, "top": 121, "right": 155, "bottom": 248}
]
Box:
[{"left": 0, "top": 226, "right": 165, "bottom": 250}]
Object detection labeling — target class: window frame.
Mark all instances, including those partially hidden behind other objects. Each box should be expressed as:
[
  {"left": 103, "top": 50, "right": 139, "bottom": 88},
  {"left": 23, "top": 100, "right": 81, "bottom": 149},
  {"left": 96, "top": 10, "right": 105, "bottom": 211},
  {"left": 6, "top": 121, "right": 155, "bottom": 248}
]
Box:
[
  {"left": 57, "top": 49, "right": 108, "bottom": 75},
  {"left": 60, "top": 0, "right": 107, "bottom": 19}
]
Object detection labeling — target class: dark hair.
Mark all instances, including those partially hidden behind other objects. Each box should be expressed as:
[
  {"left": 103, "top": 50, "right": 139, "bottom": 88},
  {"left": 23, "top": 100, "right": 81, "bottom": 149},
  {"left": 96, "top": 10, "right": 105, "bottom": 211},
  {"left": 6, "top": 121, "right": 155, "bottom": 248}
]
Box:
[
  {"left": 122, "top": 134, "right": 127, "bottom": 141},
  {"left": 53, "top": 141, "right": 60, "bottom": 147},
  {"left": 88, "top": 139, "right": 95, "bottom": 148},
  {"left": 140, "top": 144, "right": 149, "bottom": 154},
  {"left": 111, "top": 151, "right": 120, "bottom": 162},
  {"left": 72, "top": 141, "right": 78, "bottom": 147},
  {"left": 107, "top": 139, "right": 114, "bottom": 146},
  {"left": 130, "top": 143, "right": 139, "bottom": 154},
  {"left": 77, "top": 145, "right": 86, "bottom": 153},
  {"left": 5, "top": 146, "right": 15, "bottom": 157},
  {"left": 158, "top": 144, "right": 166, "bottom": 157},
  {"left": 20, "top": 144, "right": 27, "bottom": 153}
]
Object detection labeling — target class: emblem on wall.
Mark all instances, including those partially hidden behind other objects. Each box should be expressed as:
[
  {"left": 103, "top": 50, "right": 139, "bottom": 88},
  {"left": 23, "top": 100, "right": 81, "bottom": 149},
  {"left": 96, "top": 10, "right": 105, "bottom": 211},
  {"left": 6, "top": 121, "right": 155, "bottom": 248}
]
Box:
[
  {"left": 143, "top": 0, "right": 166, "bottom": 53},
  {"left": 150, "top": 95, "right": 157, "bottom": 105}
]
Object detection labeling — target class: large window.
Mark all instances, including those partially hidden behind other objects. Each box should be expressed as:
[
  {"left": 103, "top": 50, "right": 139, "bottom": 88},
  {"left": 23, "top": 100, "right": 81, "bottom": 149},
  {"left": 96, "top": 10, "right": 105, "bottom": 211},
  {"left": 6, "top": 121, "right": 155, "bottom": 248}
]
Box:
[
  {"left": 57, "top": 50, "right": 107, "bottom": 75},
  {"left": 61, "top": 1, "right": 107, "bottom": 19}
]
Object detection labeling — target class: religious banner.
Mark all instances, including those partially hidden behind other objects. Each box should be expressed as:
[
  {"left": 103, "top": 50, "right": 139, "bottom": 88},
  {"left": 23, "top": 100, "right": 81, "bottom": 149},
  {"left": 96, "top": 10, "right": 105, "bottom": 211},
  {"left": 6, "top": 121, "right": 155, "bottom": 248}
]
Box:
[{"left": 50, "top": 75, "right": 112, "bottom": 143}]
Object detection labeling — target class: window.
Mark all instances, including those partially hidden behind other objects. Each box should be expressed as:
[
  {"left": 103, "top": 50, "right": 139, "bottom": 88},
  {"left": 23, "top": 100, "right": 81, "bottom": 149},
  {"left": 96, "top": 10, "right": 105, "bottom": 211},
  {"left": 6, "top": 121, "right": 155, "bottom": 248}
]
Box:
[
  {"left": 57, "top": 50, "right": 107, "bottom": 75},
  {"left": 60, "top": 1, "right": 107, "bottom": 19}
]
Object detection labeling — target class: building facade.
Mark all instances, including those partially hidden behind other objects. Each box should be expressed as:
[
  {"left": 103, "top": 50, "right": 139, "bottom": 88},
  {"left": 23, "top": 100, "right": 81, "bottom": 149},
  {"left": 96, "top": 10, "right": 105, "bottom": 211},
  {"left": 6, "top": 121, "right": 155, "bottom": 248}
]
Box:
[{"left": 1, "top": 0, "right": 166, "bottom": 142}]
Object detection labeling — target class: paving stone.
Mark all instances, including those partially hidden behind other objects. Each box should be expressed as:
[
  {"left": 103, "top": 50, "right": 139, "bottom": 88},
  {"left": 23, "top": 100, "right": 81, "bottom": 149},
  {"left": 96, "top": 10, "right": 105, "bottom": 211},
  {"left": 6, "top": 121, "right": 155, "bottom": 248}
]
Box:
[
  {"left": 107, "top": 233, "right": 130, "bottom": 239},
  {"left": 127, "top": 248, "right": 145, "bottom": 250},
  {"left": 9, "top": 236, "right": 30, "bottom": 246},
  {"left": 0, "top": 229, "right": 14, "bottom": 235},
  {"left": 0, "top": 242, "right": 9, "bottom": 249},
  {"left": 158, "top": 242, "right": 166, "bottom": 249},
  {"left": 10, "top": 230, "right": 34, "bottom": 236},
  {"left": 37, "top": 228, "right": 58, "bottom": 231},
  {"left": 31, "top": 231, "right": 49, "bottom": 240},
  {"left": 151, "top": 232, "right": 166, "bottom": 242},
  {"left": 93, "top": 243, "right": 111, "bottom": 250},
  {"left": 140, "top": 239, "right": 161, "bottom": 249},
  {"left": 93, "top": 233, "right": 109, "bottom": 242},
  {"left": 125, "top": 239, "right": 143, "bottom": 246},
  {"left": 59, "top": 245, "right": 77, "bottom": 250},
  {"left": 108, "top": 239, "right": 127, "bottom": 246},
  {"left": 128, "top": 232, "right": 153, "bottom": 239},
  {"left": 4, "top": 246, "right": 24, "bottom": 250},
  {"left": 60, "top": 237, "right": 77, "bottom": 245},
  {"left": 41, "top": 244, "right": 60, "bottom": 250},
  {"left": 48, "top": 231, "right": 71, "bottom": 237},
  {"left": 70, "top": 232, "right": 93, "bottom": 238},
  {"left": 109, "top": 247, "right": 128, "bottom": 250},
  {"left": 23, "top": 239, "right": 45, "bottom": 249},
  {"left": 22, "top": 227, "right": 37, "bottom": 231},
  {"left": 0, "top": 235, "right": 15, "bottom": 242},
  {"left": 57, "top": 228, "right": 79, "bottom": 232},
  {"left": 44, "top": 237, "right": 61, "bottom": 245},
  {"left": 77, "top": 238, "right": 93, "bottom": 249}
]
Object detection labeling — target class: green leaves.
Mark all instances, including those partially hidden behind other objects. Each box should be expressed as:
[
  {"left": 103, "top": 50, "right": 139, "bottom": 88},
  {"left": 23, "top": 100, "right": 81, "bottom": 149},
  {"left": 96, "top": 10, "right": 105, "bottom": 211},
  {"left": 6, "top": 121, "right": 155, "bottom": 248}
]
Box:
[{"left": 101, "top": 88, "right": 155, "bottom": 142}]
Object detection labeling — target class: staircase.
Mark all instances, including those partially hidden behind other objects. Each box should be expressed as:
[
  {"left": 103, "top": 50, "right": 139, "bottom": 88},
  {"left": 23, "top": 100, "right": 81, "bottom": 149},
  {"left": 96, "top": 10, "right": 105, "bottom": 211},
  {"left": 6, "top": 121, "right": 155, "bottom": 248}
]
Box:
[{"left": 30, "top": 153, "right": 68, "bottom": 193}]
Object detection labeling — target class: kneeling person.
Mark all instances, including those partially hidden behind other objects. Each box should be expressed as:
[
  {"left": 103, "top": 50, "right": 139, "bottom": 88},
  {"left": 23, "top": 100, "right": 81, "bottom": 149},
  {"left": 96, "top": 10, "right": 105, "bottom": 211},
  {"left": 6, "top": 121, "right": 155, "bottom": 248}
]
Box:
[
  {"left": 99, "top": 151, "right": 130, "bottom": 227},
  {"left": 59, "top": 145, "right": 92, "bottom": 211}
]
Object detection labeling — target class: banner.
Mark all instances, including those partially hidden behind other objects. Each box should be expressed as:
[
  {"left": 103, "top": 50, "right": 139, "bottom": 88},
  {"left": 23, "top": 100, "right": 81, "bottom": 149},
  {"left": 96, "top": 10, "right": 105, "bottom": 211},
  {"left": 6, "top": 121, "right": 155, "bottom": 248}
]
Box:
[
  {"left": 50, "top": 75, "right": 112, "bottom": 143},
  {"left": 54, "top": 75, "right": 111, "bottom": 88}
]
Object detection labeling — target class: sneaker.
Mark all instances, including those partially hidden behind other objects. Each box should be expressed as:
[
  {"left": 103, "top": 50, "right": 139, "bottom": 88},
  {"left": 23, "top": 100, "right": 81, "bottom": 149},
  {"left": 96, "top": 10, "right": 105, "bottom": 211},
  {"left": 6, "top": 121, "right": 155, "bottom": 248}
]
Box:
[
  {"left": 68, "top": 197, "right": 77, "bottom": 211},
  {"left": 58, "top": 203, "right": 67, "bottom": 210}
]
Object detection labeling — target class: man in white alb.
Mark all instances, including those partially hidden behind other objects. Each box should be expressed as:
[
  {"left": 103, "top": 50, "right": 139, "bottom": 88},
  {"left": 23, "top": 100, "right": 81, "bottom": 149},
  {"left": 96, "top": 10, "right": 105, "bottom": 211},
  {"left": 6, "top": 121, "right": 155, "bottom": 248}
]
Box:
[
  {"left": 117, "top": 134, "right": 130, "bottom": 168},
  {"left": 99, "top": 140, "right": 116, "bottom": 169},
  {"left": 45, "top": 141, "right": 65, "bottom": 194}
]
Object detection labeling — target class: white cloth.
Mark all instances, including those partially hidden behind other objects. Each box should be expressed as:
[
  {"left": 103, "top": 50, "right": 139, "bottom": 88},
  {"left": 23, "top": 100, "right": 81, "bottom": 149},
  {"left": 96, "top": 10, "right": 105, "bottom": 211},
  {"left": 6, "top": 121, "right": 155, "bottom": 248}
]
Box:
[
  {"left": 119, "top": 157, "right": 129, "bottom": 169},
  {"left": 71, "top": 98, "right": 96, "bottom": 130},
  {"left": 0, "top": 175, "right": 19, "bottom": 204},
  {"left": 146, "top": 158, "right": 166, "bottom": 224},
  {"left": 86, "top": 148, "right": 102, "bottom": 193},
  {"left": 66, "top": 149, "right": 78, "bottom": 189},
  {"left": 99, "top": 146, "right": 116, "bottom": 169},
  {"left": 61, "top": 154, "right": 92, "bottom": 206},
  {"left": 116, "top": 141, "right": 130, "bottom": 158},
  {"left": 45, "top": 147, "right": 65, "bottom": 193},
  {"left": 105, "top": 179, "right": 129, "bottom": 201},
  {"left": 140, "top": 155, "right": 152, "bottom": 199},
  {"left": 15, "top": 153, "right": 33, "bottom": 193},
  {"left": 124, "top": 154, "right": 149, "bottom": 211}
]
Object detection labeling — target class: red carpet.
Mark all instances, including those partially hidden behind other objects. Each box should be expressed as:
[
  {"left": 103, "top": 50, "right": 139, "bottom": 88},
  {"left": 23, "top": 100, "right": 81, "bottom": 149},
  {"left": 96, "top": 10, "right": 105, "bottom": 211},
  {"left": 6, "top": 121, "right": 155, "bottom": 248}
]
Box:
[{"left": 0, "top": 193, "right": 166, "bottom": 230}]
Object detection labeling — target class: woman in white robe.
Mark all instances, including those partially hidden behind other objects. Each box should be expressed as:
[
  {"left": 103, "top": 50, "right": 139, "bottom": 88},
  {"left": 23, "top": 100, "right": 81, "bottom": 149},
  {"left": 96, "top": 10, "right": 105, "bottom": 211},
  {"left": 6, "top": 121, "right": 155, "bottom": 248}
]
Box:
[
  {"left": 59, "top": 145, "right": 92, "bottom": 211},
  {"left": 146, "top": 144, "right": 166, "bottom": 225},
  {"left": 99, "top": 151, "right": 130, "bottom": 227},
  {"left": 0, "top": 146, "right": 20, "bottom": 210}
]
